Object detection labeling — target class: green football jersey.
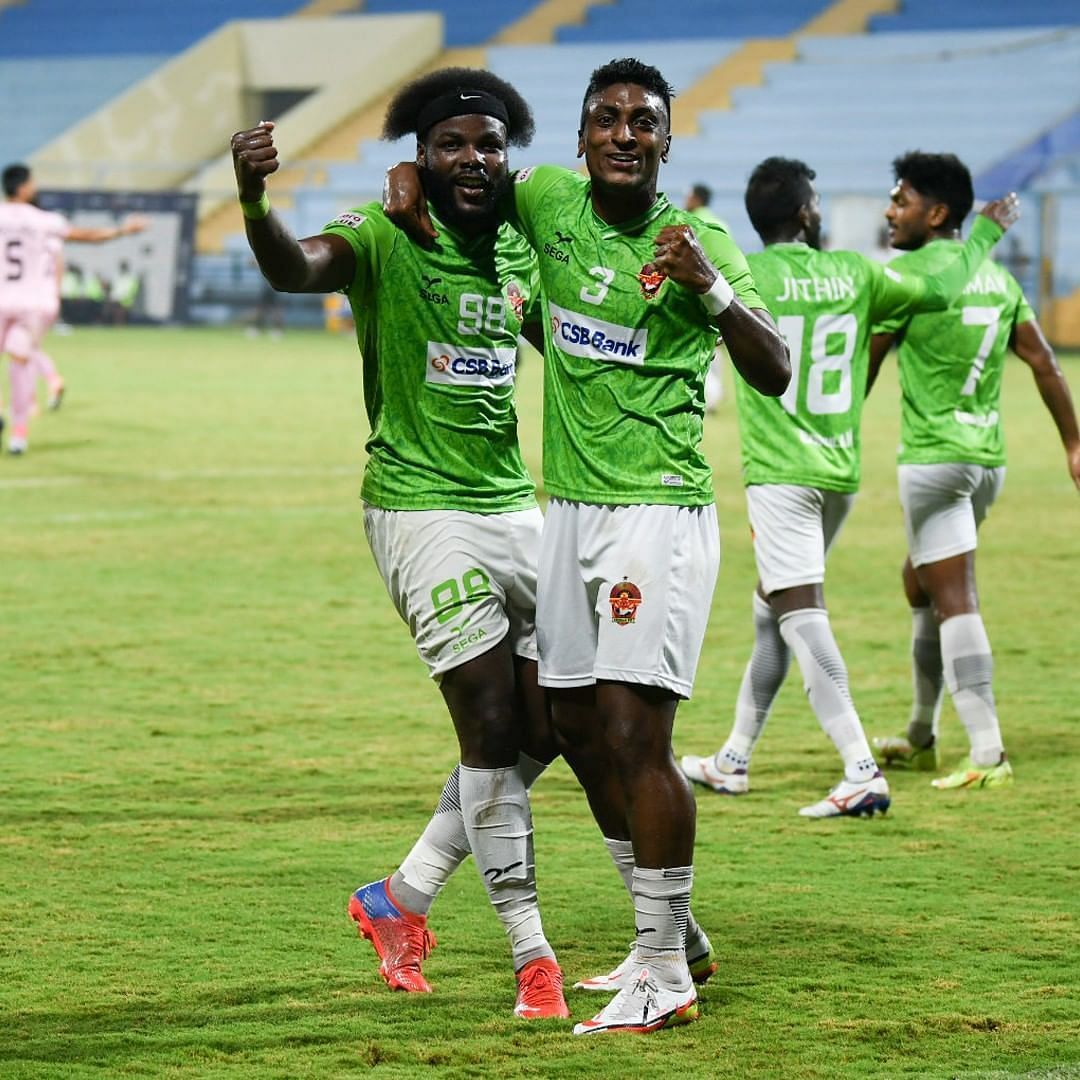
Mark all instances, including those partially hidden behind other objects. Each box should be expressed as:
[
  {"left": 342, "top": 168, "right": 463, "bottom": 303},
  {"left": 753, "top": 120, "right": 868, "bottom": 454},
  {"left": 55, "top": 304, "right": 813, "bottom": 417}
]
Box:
[
  {"left": 507, "top": 165, "right": 765, "bottom": 506},
  {"left": 739, "top": 215, "right": 1004, "bottom": 492},
  {"left": 875, "top": 239, "right": 1034, "bottom": 467},
  {"left": 322, "top": 202, "right": 539, "bottom": 512}
]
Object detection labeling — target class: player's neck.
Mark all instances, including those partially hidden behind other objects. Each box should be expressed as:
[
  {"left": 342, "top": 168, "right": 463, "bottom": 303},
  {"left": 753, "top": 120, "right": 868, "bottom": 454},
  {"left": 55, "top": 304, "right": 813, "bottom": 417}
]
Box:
[
  {"left": 590, "top": 184, "right": 658, "bottom": 226},
  {"left": 927, "top": 226, "right": 962, "bottom": 244}
]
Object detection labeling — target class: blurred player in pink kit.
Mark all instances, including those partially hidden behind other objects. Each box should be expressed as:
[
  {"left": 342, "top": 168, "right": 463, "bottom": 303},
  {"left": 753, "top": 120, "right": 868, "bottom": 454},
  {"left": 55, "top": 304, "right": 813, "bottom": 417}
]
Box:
[{"left": 0, "top": 163, "right": 144, "bottom": 454}]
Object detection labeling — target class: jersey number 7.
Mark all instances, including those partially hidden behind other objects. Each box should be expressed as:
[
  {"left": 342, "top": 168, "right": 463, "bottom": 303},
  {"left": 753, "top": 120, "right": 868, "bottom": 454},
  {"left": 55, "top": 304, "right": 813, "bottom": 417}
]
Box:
[{"left": 959, "top": 305, "right": 1001, "bottom": 396}]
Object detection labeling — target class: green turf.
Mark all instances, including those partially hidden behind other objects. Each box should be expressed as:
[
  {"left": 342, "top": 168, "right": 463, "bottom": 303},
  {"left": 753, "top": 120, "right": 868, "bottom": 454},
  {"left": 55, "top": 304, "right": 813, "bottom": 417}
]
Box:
[{"left": 2, "top": 327, "right": 1077, "bottom": 1079}]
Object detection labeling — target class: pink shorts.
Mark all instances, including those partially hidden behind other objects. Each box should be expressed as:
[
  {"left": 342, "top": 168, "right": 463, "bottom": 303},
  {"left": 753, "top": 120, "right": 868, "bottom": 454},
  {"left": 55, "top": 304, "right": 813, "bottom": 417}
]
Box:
[{"left": 0, "top": 309, "right": 53, "bottom": 359}]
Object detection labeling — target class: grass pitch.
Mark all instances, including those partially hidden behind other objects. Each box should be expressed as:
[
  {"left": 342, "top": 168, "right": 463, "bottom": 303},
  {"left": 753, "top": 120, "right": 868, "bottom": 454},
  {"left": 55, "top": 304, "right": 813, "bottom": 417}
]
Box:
[{"left": 2, "top": 327, "right": 1078, "bottom": 1079}]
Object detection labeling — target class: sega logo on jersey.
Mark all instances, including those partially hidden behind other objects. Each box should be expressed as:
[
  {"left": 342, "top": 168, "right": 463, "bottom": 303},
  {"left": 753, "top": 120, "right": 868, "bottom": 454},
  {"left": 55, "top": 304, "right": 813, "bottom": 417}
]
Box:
[
  {"left": 547, "top": 301, "right": 648, "bottom": 366},
  {"left": 426, "top": 341, "right": 517, "bottom": 386}
]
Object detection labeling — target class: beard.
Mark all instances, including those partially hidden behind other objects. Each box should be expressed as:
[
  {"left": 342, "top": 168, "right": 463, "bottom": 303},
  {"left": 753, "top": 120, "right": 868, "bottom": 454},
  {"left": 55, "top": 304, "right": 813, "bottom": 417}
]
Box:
[{"left": 424, "top": 168, "right": 508, "bottom": 234}]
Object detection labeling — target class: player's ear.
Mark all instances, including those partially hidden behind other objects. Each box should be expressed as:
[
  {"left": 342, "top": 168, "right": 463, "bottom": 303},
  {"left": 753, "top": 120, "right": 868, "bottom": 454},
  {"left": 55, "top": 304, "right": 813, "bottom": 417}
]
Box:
[
  {"left": 416, "top": 139, "right": 427, "bottom": 169},
  {"left": 927, "top": 201, "right": 949, "bottom": 229},
  {"left": 576, "top": 130, "right": 585, "bottom": 159},
  {"left": 661, "top": 134, "right": 671, "bottom": 164}
]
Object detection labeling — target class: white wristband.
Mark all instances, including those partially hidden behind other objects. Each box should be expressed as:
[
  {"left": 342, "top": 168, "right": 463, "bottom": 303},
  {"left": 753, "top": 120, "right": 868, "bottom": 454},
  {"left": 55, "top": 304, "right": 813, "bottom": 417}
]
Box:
[{"left": 701, "top": 272, "right": 735, "bottom": 316}]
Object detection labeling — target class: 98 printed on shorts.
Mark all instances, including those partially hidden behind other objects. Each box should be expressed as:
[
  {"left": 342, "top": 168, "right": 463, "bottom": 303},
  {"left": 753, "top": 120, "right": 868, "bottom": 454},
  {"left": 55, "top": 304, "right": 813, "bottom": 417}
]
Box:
[{"left": 363, "top": 506, "right": 542, "bottom": 679}]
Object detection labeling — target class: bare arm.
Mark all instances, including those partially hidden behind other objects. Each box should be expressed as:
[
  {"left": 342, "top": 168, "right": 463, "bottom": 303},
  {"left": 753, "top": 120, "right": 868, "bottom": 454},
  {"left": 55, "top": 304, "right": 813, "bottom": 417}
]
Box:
[
  {"left": 520, "top": 319, "right": 545, "bottom": 354},
  {"left": 652, "top": 224, "right": 790, "bottom": 397},
  {"left": 1010, "top": 319, "right": 1080, "bottom": 491},
  {"left": 67, "top": 218, "right": 146, "bottom": 243},
  {"left": 231, "top": 121, "right": 354, "bottom": 293},
  {"left": 867, "top": 332, "right": 896, "bottom": 394}
]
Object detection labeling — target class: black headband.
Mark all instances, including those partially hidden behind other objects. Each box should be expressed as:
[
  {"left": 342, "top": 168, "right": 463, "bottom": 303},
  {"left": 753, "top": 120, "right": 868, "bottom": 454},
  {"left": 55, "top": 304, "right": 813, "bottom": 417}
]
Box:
[{"left": 416, "top": 90, "right": 510, "bottom": 138}]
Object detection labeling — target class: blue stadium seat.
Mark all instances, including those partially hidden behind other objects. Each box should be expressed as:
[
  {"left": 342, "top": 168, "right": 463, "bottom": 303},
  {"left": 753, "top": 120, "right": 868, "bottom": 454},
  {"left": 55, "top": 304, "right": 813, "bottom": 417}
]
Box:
[
  {"left": 359, "top": 0, "right": 540, "bottom": 46},
  {"left": 0, "top": 0, "right": 301, "bottom": 57},
  {"left": 555, "top": 0, "right": 828, "bottom": 42},
  {"left": 869, "top": 0, "right": 1077, "bottom": 32}
]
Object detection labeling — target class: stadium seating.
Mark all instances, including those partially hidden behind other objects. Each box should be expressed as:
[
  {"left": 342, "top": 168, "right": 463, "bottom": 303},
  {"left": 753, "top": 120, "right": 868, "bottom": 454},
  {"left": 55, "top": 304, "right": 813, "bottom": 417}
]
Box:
[
  {"left": 359, "top": 0, "right": 538, "bottom": 46},
  {"left": 556, "top": 0, "right": 827, "bottom": 42},
  {"left": 0, "top": 55, "right": 163, "bottom": 165},
  {"left": 0, "top": 0, "right": 300, "bottom": 56},
  {"left": 869, "top": 0, "right": 1077, "bottom": 32}
]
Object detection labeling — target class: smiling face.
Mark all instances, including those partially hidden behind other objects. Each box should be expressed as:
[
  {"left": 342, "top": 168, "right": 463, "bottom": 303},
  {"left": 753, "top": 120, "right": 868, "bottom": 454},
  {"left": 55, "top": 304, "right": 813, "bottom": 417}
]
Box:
[
  {"left": 885, "top": 178, "right": 947, "bottom": 251},
  {"left": 418, "top": 114, "right": 509, "bottom": 233},
  {"left": 578, "top": 82, "right": 670, "bottom": 213}
]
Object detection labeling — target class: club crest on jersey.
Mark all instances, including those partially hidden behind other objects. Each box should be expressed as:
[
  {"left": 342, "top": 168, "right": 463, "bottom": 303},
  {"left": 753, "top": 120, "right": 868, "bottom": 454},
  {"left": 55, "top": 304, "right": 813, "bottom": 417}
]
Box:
[
  {"left": 610, "top": 580, "right": 642, "bottom": 626},
  {"left": 638, "top": 262, "right": 666, "bottom": 301},
  {"left": 514, "top": 167, "right": 535, "bottom": 184},
  {"left": 506, "top": 280, "right": 525, "bottom": 322},
  {"left": 331, "top": 211, "right": 366, "bottom": 228}
]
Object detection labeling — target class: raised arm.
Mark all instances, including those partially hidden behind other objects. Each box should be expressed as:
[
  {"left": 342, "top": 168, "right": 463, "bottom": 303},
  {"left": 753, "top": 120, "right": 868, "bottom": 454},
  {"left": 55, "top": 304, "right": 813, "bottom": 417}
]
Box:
[
  {"left": 1010, "top": 318, "right": 1080, "bottom": 491},
  {"left": 652, "top": 224, "right": 790, "bottom": 397},
  {"left": 231, "top": 121, "right": 355, "bottom": 293}
]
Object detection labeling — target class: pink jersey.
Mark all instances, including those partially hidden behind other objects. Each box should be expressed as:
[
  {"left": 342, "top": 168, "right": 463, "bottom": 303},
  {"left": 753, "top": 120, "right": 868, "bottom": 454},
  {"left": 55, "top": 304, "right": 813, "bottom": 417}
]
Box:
[{"left": 0, "top": 200, "right": 70, "bottom": 314}]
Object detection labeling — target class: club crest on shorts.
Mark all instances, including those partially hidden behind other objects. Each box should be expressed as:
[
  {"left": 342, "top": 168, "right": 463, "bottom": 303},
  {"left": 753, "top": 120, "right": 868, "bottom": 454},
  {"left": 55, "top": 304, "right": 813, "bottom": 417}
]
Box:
[
  {"left": 506, "top": 280, "right": 525, "bottom": 322},
  {"left": 610, "top": 580, "right": 642, "bottom": 625},
  {"left": 638, "top": 262, "right": 666, "bottom": 301}
]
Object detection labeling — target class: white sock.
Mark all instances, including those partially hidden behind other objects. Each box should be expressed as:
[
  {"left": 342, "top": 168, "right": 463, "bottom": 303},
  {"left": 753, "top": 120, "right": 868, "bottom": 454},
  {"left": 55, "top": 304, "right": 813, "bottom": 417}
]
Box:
[
  {"left": 393, "top": 755, "right": 548, "bottom": 917},
  {"left": 940, "top": 613, "right": 1004, "bottom": 767},
  {"left": 718, "top": 592, "right": 790, "bottom": 772},
  {"left": 907, "top": 606, "right": 943, "bottom": 749},
  {"left": 604, "top": 839, "right": 707, "bottom": 959},
  {"left": 459, "top": 764, "right": 553, "bottom": 970},
  {"left": 779, "top": 608, "right": 877, "bottom": 782},
  {"left": 632, "top": 867, "right": 693, "bottom": 984}
]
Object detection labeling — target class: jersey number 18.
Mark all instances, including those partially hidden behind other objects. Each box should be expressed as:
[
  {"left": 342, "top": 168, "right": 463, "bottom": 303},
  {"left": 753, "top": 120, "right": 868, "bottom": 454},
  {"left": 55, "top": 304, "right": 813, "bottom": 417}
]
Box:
[{"left": 777, "top": 313, "right": 855, "bottom": 417}]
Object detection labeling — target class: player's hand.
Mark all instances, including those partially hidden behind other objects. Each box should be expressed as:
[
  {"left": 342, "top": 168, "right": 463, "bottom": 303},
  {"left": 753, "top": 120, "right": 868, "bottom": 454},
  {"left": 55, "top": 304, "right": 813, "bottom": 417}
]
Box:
[
  {"left": 231, "top": 121, "right": 279, "bottom": 202},
  {"left": 1067, "top": 441, "right": 1080, "bottom": 493},
  {"left": 384, "top": 162, "right": 438, "bottom": 248},
  {"left": 978, "top": 192, "right": 1020, "bottom": 232},
  {"left": 652, "top": 224, "right": 718, "bottom": 294}
]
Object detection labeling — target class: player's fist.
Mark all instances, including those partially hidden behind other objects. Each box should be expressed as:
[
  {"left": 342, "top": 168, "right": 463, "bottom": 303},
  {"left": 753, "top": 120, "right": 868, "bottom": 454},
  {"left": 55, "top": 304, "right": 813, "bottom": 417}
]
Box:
[
  {"left": 978, "top": 192, "right": 1020, "bottom": 232},
  {"left": 652, "top": 224, "right": 716, "bottom": 293},
  {"left": 231, "top": 122, "right": 279, "bottom": 202}
]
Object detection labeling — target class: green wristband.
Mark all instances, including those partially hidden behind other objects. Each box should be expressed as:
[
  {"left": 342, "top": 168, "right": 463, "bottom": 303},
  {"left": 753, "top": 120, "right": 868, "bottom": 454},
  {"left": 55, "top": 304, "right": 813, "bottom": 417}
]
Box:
[{"left": 240, "top": 192, "right": 270, "bottom": 221}]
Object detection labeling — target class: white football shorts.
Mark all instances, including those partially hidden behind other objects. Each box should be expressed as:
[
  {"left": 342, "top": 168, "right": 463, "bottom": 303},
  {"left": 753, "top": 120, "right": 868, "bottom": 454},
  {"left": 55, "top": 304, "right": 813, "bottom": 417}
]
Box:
[
  {"left": 745, "top": 484, "right": 855, "bottom": 595},
  {"left": 898, "top": 462, "right": 1005, "bottom": 567},
  {"left": 536, "top": 499, "right": 720, "bottom": 699},
  {"left": 363, "top": 504, "right": 542, "bottom": 680}
]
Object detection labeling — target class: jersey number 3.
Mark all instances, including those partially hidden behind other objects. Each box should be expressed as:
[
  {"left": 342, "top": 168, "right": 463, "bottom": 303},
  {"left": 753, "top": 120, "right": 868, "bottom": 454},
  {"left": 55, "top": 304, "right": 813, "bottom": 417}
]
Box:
[{"left": 777, "top": 313, "right": 855, "bottom": 417}]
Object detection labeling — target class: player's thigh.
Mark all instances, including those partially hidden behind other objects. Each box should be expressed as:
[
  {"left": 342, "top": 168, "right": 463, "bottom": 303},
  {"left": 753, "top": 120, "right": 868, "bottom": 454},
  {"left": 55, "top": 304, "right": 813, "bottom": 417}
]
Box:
[
  {"left": 898, "top": 463, "right": 984, "bottom": 567},
  {"left": 501, "top": 506, "right": 544, "bottom": 663},
  {"left": 746, "top": 484, "right": 832, "bottom": 594},
  {"left": 589, "top": 503, "right": 720, "bottom": 699},
  {"left": 0, "top": 311, "right": 40, "bottom": 361},
  {"left": 536, "top": 499, "right": 597, "bottom": 688},
  {"left": 972, "top": 466, "right": 1005, "bottom": 530},
  {"left": 362, "top": 506, "right": 519, "bottom": 680}
]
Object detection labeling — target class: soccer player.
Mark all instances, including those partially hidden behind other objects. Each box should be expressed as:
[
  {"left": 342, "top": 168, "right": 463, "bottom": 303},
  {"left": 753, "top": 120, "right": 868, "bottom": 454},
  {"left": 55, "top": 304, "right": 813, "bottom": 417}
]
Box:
[
  {"left": 678, "top": 157, "right": 1019, "bottom": 816},
  {"left": 0, "top": 163, "right": 144, "bottom": 452},
  {"left": 868, "top": 152, "right": 1080, "bottom": 788},
  {"left": 386, "top": 57, "right": 791, "bottom": 1034},
  {"left": 684, "top": 182, "right": 729, "bottom": 232},
  {"left": 230, "top": 69, "right": 571, "bottom": 1020}
]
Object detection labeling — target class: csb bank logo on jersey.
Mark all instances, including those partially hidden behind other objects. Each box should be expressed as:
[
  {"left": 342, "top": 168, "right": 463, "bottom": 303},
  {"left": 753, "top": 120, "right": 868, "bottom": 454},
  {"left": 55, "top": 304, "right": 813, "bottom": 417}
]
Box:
[
  {"left": 548, "top": 301, "right": 648, "bottom": 367},
  {"left": 426, "top": 341, "right": 516, "bottom": 387}
]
